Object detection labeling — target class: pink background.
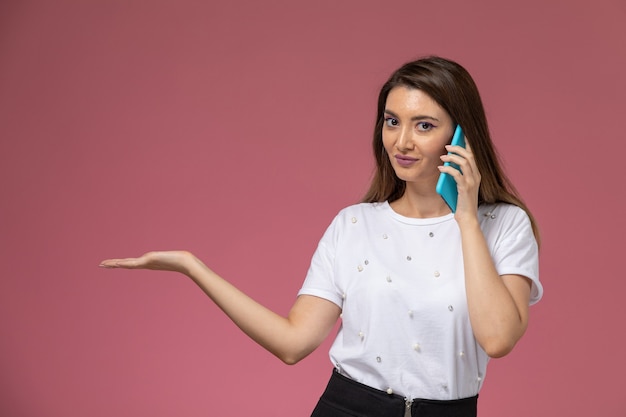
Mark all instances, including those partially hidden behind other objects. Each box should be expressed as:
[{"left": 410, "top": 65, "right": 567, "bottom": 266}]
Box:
[{"left": 1, "top": 0, "right": 625, "bottom": 416}]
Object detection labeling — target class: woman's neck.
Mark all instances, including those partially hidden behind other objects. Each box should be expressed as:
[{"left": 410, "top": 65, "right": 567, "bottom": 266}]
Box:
[{"left": 389, "top": 187, "right": 451, "bottom": 218}]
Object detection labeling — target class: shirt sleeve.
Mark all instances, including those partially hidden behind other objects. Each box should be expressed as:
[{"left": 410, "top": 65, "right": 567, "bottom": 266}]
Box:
[
  {"left": 488, "top": 205, "right": 543, "bottom": 305},
  {"left": 297, "top": 213, "right": 344, "bottom": 308}
]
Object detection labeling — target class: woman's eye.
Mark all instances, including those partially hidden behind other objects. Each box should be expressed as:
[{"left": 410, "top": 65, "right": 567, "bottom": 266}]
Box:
[
  {"left": 384, "top": 117, "right": 399, "bottom": 127},
  {"left": 417, "top": 122, "right": 434, "bottom": 131}
]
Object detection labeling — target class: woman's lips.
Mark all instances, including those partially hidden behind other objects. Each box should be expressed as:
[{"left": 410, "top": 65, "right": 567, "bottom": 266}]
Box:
[{"left": 394, "top": 155, "right": 418, "bottom": 167}]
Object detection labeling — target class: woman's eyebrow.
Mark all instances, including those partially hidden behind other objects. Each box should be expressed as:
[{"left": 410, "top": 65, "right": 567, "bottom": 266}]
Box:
[{"left": 384, "top": 109, "right": 440, "bottom": 122}]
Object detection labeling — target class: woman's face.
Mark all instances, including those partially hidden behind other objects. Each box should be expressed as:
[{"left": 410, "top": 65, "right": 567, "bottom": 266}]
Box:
[{"left": 382, "top": 86, "right": 455, "bottom": 186}]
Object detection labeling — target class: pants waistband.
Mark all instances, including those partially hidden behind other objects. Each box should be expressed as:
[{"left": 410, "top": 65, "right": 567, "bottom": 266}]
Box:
[{"left": 312, "top": 370, "right": 478, "bottom": 417}]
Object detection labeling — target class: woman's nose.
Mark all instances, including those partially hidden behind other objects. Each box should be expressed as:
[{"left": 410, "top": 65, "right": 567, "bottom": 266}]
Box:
[{"left": 396, "top": 127, "right": 414, "bottom": 151}]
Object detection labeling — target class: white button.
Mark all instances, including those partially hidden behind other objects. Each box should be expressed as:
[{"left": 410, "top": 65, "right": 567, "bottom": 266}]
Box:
[
  {"left": 386, "top": 388, "right": 393, "bottom": 395},
  {"left": 359, "top": 331, "right": 364, "bottom": 340},
  {"left": 382, "top": 234, "right": 388, "bottom": 239},
  {"left": 448, "top": 305, "right": 454, "bottom": 311},
  {"left": 408, "top": 310, "right": 413, "bottom": 317},
  {"left": 357, "top": 265, "right": 363, "bottom": 272},
  {"left": 459, "top": 351, "right": 465, "bottom": 357},
  {"left": 434, "top": 271, "right": 440, "bottom": 277},
  {"left": 386, "top": 276, "right": 392, "bottom": 282},
  {"left": 351, "top": 217, "right": 357, "bottom": 223},
  {"left": 413, "top": 343, "right": 421, "bottom": 351}
]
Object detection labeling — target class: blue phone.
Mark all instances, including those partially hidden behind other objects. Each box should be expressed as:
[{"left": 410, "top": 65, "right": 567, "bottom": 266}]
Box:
[{"left": 436, "top": 125, "right": 466, "bottom": 212}]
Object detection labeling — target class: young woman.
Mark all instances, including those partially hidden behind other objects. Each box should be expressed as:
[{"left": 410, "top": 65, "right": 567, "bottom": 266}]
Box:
[{"left": 101, "top": 56, "right": 543, "bottom": 417}]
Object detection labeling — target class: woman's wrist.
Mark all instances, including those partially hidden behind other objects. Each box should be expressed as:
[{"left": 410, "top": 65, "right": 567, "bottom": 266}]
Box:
[
  {"left": 173, "top": 250, "right": 198, "bottom": 277},
  {"left": 181, "top": 251, "right": 211, "bottom": 281},
  {"left": 455, "top": 214, "right": 481, "bottom": 236}
]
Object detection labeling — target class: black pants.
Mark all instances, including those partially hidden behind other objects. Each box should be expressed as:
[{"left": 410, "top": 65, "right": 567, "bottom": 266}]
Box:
[{"left": 310, "top": 370, "right": 478, "bottom": 417}]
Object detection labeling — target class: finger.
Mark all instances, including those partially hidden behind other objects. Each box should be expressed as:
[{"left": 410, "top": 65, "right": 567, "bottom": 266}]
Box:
[
  {"left": 437, "top": 164, "right": 464, "bottom": 179},
  {"left": 443, "top": 144, "right": 478, "bottom": 175},
  {"left": 99, "top": 259, "right": 120, "bottom": 268},
  {"left": 99, "top": 258, "right": 142, "bottom": 269},
  {"left": 440, "top": 153, "right": 472, "bottom": 175},
  {"left": 440, "top": 157, "right": 480, "bottom": 191},
  {"left": 462, "top": 150, "right": 480, "bottom": 183},
  {"left": 445, "top": 143, "right": 472, "bottom": 158},
  {"left": 459, "top": 139, "right": 479, "bottom": 173}
]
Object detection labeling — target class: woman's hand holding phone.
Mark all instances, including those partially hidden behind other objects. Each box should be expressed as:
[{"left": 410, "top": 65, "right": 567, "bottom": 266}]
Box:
[{"left": 436, "top": 125, "right": 481, "bottom": 219}]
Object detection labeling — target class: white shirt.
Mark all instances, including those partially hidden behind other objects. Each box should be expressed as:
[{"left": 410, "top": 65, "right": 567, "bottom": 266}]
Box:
[{"left": 298, "top": 202, "right": 542, "bottom": 400}]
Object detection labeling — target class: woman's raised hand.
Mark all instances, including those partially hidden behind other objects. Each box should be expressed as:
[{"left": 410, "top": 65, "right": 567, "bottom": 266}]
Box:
[
  {"left": 439, "top": 138, "right": 481, "bottom": 221},
  {"left": 99, "top": 250, "right": 196, "bottom": 275}
]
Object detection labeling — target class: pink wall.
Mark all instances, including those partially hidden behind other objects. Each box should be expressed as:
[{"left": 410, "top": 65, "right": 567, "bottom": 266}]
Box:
[{"left": 1, "top": 0, "right": 624, "bottom": 415}]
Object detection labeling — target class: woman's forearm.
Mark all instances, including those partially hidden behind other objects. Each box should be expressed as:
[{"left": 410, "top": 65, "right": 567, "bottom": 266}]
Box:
[
  {"left": 183, "top": 253, "right": 340, "bottom": 364},
  {"left": 457, "top": 220, "right": 531, "bottom": 358}
]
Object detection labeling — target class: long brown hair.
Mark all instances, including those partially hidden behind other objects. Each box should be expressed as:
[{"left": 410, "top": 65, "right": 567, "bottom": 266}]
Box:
[{"left": 362, "top": 56, "right": 540, "bottom": 241}]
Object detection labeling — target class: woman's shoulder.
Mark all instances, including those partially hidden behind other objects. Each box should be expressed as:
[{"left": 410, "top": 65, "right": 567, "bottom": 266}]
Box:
[
  {"left": 479, "top": 202, "right": 529, "bottom": 221},
  {"left": 478, "top": 203, "right": 534, "bottom": 237},
  {"left": 320, "top": 202, "right": 389, "bottom": 234},
  {"left": 335, "top": 201, "right": 389, "bottom": 221},
  {"left": 316, "top": 202, "right": 388, "bottom": 246}
]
